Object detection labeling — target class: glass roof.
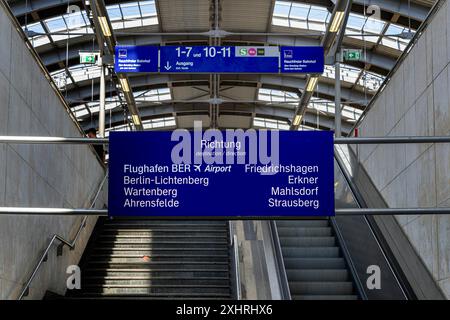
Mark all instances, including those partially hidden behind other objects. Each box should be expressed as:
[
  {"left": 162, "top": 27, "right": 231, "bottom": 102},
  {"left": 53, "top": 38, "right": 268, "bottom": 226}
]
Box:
[
  {"left": 253, "top": 117, "right": 290, "bottom": 130},
  {"left": 272, "top": 0, "right": 414, "bottom": 51},
  {"left": 24, "top": 1, "right": 158, "bottom": 48},
  {"left": 257, "top": 88, "right": 363, "bottom": 123},
  {"left": 72, "top": 88, "right": 172, "bottom": 121}
]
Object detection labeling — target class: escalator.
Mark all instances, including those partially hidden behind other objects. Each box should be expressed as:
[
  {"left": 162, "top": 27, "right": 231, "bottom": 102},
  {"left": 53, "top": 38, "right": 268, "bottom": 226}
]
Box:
[
  {"left": 67, "top": 218, "right": 235, "bottom": 299},
  {"left": 276, "top": 219, "right": 358, "bottom": 300},
  {"left": 272, "top": 144, "right": 443, "bottom": 300}
]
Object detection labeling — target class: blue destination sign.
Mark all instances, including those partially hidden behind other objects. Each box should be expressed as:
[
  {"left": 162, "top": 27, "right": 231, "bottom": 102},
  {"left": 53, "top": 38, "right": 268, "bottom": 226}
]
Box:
[
  {"left": 160, "top": 46, "right": 280, "bottom": 73},
  {"left": 114, "top": 45, "right": 324, "bottom": 74},
  {"left": 108, "top": 128, "right": 334, "bottom": 218},
  {"left": 280, "top": 46, "right": 324, "bottom": 73},
  {"left": 115, "top": 45, "right": 158, "bottom": 73}
]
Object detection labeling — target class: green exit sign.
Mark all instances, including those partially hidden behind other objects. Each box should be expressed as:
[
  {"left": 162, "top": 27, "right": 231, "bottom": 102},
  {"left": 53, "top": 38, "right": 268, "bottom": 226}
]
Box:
[
  {"left": 80, "top": 52, "right": 98, "bottom": 64},
  {"left": 343, "top": 49, "right": 362, "bottom": 61}
]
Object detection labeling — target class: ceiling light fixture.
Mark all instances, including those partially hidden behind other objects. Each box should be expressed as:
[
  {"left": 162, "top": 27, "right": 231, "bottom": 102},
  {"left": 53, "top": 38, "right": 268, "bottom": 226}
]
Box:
[
  {"left": 293, "top": 114, "right": 302, "bottom": 126},
  {"left": 329, "top": 11, "right": 345, "bottom": 32},
  {"left": 98, "top": 16, "right": 111, "bottom": 37},
  {"left": 306, "top": 77, "right": 319, "bottom": 92},
  {"left": 118, "top": 77, "right": 130, "bottom": 92}
]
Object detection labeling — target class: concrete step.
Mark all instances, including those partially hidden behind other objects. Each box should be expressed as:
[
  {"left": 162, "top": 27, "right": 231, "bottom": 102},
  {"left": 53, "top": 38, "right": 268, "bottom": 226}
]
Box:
[
  {"left": 93, "top": 242, "right": 229, "bottom": 249},
  {"left": 83, "top": 269, "right": 230, "bottom": 278},
  {"left": 82, "top": 280, "right": 230, "bottom": 287},
  {"left": 75, "top": 286, "right": 231, "bottom": 295},
  {"left": 91, "top": 248, "right": 229, "bottom": 255},
  {"left": 276, "top": 220, "right": 328, "bottom": 228},
  {"left": 283, "top": 258, "right": 346, "bottom": 269},
  {"left": 279, "top": 236, "right": 336, "bottom": 247},
  {"left": 292, "top": 295, "right": 358, "bottom": 300},
  {"left": 277, "top": 227, "right": 332, "bottom": 237},
  {"left": 86, "top": 261, "right": 229, "bottom": 270},
  {"left": 289, "top": 281, "right": 354, "bottom": 295},
  {"left": 74, "top": 218, "right": 233, "bottom": 299},
  {"left": 96, "top": 239, "right": 229, "bottom": 245},
  {"left": 98, "top": 234, "right": 228, "bottom": 240},
  {"left": 104, "top": 221, "right": 227, "bottom": 227},
  {"left": 282, "top": 247, "right": 340, "bottom": 258},
  {"left": 73, "top": 292, "right": 232, "bottom": 298},
  {"left": 100, "top": 229, "right": 228, "bottom": 236},
  {"left": 87, "top": 255, "right": 229, "bottom": 263},
  {"left": 286, "top": 269, "right": 349, "bottom": 282}
]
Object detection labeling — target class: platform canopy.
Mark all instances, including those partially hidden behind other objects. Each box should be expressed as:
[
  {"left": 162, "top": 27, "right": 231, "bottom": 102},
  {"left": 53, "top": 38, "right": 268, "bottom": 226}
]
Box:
[{"left": 6, "top": 0, "right": 436, "bottom": 134}]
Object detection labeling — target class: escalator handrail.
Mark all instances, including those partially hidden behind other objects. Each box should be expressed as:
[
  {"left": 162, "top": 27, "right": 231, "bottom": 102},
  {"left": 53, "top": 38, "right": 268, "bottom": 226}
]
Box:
[
  {"left": 17, "top": 171, "right": 108, "bottom": 300},
  {"left": 334, "top": 146, "right": 409, "bottom": 300},
  {"left": 269, "top": 221, "right": 292, "bottom": 300},
  {"left": 329, "top": 217, "right": 368, "bottom": 300}
]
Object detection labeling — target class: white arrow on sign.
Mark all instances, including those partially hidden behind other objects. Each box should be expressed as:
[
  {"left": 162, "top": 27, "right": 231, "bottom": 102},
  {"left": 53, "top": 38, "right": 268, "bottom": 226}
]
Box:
[{"left": 164, "top": 61, "right": 172, "bottom": 70}]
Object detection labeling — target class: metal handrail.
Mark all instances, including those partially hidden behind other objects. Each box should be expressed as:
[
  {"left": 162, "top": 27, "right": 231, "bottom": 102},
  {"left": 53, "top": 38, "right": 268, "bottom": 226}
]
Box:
[
  {"left": 230, "top": 232, "right": 241, "bottom": 300},
  {"left": 268, "top": 221, "right": 291, "bottom": 300},
  {"left": 334, "top": 148, "right": 409, "bottom": 300},
  {"left": 329, "top": 217, "right": 368, "bottom": 300},
  {"left": 1, "top": 207, "right": 450, "bottom": 216},
  {"left": 17, "top": 172, "right": 108, "bottom": 300},
  {"left": 1, "top": 135, "right": 449, "bottom": 145}
]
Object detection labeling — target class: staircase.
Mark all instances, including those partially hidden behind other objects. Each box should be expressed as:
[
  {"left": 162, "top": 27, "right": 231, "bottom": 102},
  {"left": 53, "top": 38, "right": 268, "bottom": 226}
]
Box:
[
  {"left": 276, "top": 219, "right": 358, "bottom": 300},
  {"left": 68, "top": 218, "right": 234, "bottom": 299}
]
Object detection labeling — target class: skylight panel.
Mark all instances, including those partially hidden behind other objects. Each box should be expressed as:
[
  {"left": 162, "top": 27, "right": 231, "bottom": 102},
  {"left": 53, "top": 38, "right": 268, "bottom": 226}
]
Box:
[
  {"left": 363, "top": 17, "right": 385, "bottom": 34},
  {"left": 289, "top": 3, "right": 309, "bottom": 20},
  {"left": 45, "top": 16, "right": 67, "bottom": 32},
  {"left": 140, "top": 1, "right": 157, "bottom": 16},
  {"left": 254, "top": 117, "right": 290, "bottom": 130},
  {"left": 120, "top": 2, "right": 142, "bottom": 19},
  {"left": 107, "top": 5, "right": 123, "bottom": 21},
  {"left": 258, "top": 88, "right": 298, "bottom": 105},
  {"left": 273, "top": 1, "right": 291, "bottom": 17},
  {"left": 142, "top": 117, "right": 177, "bottom": 130},
  {"left": 308, "top": 7, "right": 329, "bottom": 23},
  {"left": 347, "top": 14, "right": 365, "bottom": 31}
]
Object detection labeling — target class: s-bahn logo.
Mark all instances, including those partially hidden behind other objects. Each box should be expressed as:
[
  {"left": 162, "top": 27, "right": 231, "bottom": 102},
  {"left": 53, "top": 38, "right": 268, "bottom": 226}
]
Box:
[{"left": 118, "top": 49, "right": 128, "bottom": 58}]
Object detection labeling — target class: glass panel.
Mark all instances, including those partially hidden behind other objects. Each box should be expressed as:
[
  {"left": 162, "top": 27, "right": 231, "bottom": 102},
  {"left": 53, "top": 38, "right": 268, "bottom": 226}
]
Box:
[
  {"left": 289, "top": 3, "right": 309, "bottom": 19},
  {"left": 274, "top": 1, "right": 291, "bottom": 17},
  {"left": 308, "top": 7, "right": 328, "bottom": 22}
]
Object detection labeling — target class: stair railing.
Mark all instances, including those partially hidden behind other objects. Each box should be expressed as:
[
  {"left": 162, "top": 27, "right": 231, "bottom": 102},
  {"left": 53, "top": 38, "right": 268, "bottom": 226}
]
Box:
[
  {"left": 268, "top": 221, "right": 292, "bottom": 300},
  {"left": 17, "top": 171, "right": 108, "bottom": 300},
  {"left": 228, "top": 222, "right": 241, "bottom": 300}
]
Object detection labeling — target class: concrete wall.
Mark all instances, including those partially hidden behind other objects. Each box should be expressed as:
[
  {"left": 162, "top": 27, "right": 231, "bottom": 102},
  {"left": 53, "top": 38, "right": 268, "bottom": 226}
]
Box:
[
  {"left": 354, "top": 0, "right": 450, "bottom": 298},
  {"left": 0, "top": 5, "right": 107, "bottom": 299}
]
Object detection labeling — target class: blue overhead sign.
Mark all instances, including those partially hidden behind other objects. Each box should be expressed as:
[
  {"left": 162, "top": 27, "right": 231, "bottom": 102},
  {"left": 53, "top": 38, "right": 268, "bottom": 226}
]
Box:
[
  {"left": 108, "top": 130, "right": 334, "bottom": 218},
  {"left": 159, "top": 46, "right": 280, "bottom": 73},
  {"left": 114, "top": 45, "right": 158, "bottom": 73},
  {"left": 113, "top": 45, "right": 324, "bottom": 74},
  {"left": 280, "top": 46, "right": 324, "bottom": 73}
]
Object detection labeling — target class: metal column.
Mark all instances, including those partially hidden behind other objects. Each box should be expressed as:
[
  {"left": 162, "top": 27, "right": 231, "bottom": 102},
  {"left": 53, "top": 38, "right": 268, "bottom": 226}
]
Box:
[
  {"left": 99, "top": 56, "right": 106, "bottom": 138},
  {"left": 335, "top": 52, "right": 341, "bottom": 138}
]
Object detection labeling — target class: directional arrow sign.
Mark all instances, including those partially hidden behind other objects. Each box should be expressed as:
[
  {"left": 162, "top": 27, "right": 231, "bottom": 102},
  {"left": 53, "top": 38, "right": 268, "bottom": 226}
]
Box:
[
  {"left": 159, "top": 46, "right": 280, "bottom": 73},
  {"left": 164, "top": 61, "right": 172, "bottom": 71}
]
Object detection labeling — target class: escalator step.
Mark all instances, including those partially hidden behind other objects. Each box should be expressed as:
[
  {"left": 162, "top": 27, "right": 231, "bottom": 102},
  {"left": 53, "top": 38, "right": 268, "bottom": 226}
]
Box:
[
  {"left": 279, "top": 236, "right": 336, "bottom": 247},
  {"left": 277, "top": 227, "right": 332, "bottom": 237},
  {"left": 282, "top": 247, "right": 340, "bottom": 258},
  {"left": 289, "top": 281, "right": 354, "bottom": 295},
  {"left": 292, "top": 295, "right": 358, "bottom": 300},
  {"left": 276, "top": 220, "right": 328, "bottom": 228},
  {"left": 286, "top": 269, "right": 349, "bottom": 282},
  {"left": 283, "top": 258, "right": 345, "bottom": 269}
]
